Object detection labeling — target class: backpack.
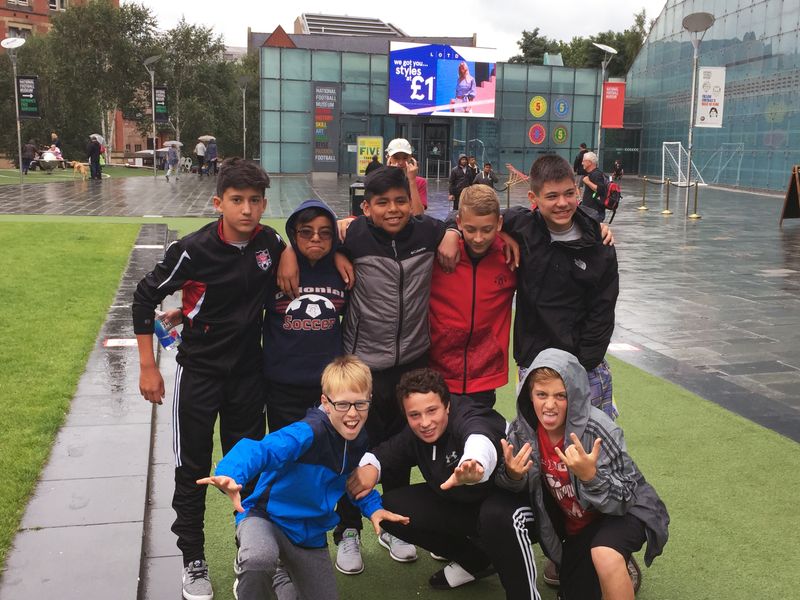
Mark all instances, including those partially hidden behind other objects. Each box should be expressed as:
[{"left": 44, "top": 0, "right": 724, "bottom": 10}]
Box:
[{"left": 603, "top": 176, "right": 622, "bottom": 223}]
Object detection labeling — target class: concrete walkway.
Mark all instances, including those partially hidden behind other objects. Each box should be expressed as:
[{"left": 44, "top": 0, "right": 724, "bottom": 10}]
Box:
[{"left": 0, "top": 172, "right": 798, "bottom": 599}]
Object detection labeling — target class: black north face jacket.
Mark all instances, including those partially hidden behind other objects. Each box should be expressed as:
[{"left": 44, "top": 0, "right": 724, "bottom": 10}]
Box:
[
  {"left": 502, "top": 205, "right": 619, "bottom": 372},
  {"left": 132, "top": 218, "right": 285, "bottom": 376}
]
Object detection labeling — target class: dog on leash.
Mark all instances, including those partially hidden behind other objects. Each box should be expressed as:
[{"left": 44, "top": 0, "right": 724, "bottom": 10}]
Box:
[{"left": 71, "top": 161, "right": 89, "bottom": 180}]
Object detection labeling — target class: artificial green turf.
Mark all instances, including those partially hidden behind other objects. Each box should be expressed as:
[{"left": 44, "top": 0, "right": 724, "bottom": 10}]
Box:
[
  {"left": 0, "top": 222, "right": 139, "bottom": 565},
  {"left": 0, "top": 165, "right": 159, "bottom": 184},
  {"left": 203, "top": 354, "right": 800, "bottom": 600}
]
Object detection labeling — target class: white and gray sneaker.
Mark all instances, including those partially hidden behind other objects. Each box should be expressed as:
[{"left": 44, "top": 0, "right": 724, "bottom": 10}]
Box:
[
  {"left": 182, "top": 559, "right": 213, "bottom": 600},
  {"left": 378, "top": 530, "right": 417, "bottom": 562},
  {"left": 335, "top": 528, "right": 364, "bottom": 574}
]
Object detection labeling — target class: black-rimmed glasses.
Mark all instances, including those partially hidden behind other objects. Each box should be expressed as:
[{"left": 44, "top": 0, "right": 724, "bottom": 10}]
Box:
[{"left": 326, "top": 398, "right": 372, "bottom": 412}]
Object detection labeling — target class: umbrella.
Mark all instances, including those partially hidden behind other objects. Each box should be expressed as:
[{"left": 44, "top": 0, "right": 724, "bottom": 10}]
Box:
[
  {"left": 90, "top": 134, "right": 106, "bottom": 145},
  {"left": 163, "top": 140, "right": 183, "bottom": 147},
  {"left": 198, "top": 135, "right": 215, "bottom": 143}
]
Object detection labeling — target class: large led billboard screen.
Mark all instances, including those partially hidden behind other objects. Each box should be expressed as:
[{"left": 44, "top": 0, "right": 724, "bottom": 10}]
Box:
[{"left": 388, "top": 42, "right": 496, "bottom": 118}]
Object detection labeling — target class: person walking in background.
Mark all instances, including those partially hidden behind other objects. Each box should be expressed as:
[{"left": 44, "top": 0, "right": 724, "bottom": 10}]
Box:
[
  {"left": 473, "top": 162, "right": 499, "bottom": 188},
  {"left": 581, "top": 152, "right": 608, "bottom": 222},
  {"left": 21, "top": 140, "right": 37, "bottom": 175},
  {"left": 364, "top": 155, "right": 382, "bottom": 176},
  {"left": 448, "top": 154, "right": 472, "bottom": 210},
  {"left": 573, "top": 143, "right": 588, "bottom": 187},
  {"left": 166, "top": 145, "right": 180, "bottom": 182},
  {"left": 194, "top": 139, "right": 207, "bottom": 176},
  {"left": 87, "top": 136, "right": 102, "bottom": 180},
  {"left": 611, "top": 159, "right": 624, "bottom": 182},
  {"left": 205, "top": 139, "right": 219, "bottom": 176}
]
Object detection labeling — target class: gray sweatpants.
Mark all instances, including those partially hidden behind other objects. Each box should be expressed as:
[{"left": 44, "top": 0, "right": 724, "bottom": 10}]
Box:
[{"left": 236, "top": 514, "right": 338, "bottom": 600}]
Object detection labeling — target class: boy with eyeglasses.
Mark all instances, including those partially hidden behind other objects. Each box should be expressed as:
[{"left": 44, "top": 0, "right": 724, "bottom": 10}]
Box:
[
  {"left": 200, "top": 355, "right": 409, "bottom": 600},
  {"left": 262, "top": 199, "right": 348, "bottom": 432}
]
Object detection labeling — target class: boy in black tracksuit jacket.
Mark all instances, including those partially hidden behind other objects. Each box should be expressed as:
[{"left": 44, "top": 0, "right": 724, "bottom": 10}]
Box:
[
  {"left": 262, "top": 199, "right": 347, "bottom": 431},
  {"left": 132, "top": 158, "right": 286, "bottom": 596},
  {"left": 348, "top": 369, "right": 541, "bottom": 598}
]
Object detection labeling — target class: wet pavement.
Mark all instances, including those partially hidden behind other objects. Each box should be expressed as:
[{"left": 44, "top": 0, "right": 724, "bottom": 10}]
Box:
[{"left": 0, "top": 172, "right": 798, "bottom": 599}]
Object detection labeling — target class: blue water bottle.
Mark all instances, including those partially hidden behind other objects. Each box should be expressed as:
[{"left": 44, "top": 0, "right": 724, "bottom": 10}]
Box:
[{"left": 154, "top": 314, "right": 182, "bottom": 350}]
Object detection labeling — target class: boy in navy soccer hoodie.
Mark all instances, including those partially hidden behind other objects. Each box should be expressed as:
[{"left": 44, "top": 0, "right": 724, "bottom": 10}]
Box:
[
  {"left": 198, "top": 356, "right": 408, "bottom": 600},
  {"left": 263, "top": 199, "right": 347, "bottom": 431}
]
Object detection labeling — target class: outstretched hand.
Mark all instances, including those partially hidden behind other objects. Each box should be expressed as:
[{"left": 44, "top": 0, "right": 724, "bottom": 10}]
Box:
[
  {"left": 440, "top": 459, "right": 484, "bottom": 490},
  {"left": 369, "top": 509, "right": 410, "bottom": 535},
  {"left": 346, "top": 465, "right": 379, "bottom": 500},
  {"left": 501, "top": 439, "right": 533, "bottom": 481},
  {"left": 196, "top": 475, "right": 244, "bottom": 513},
  {"left": 554, "top": 433, "right": 601, "bottom": 482}
]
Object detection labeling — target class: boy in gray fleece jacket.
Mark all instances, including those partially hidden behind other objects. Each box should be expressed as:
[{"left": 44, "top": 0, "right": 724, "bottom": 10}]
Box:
[{"left": 497, "top": 348, "right": 669, "bottom": 600}]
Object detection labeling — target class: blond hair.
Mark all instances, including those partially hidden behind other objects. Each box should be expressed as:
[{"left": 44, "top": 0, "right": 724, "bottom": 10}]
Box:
[
  {"left": 458, "top": 184, "right": 500, "bottom": 218},
  {"left": 321, "top": 355, "right": 372, "bottom": 397},
  {"left": 530, "top": 367, "right": 563, "bottom": 386}
]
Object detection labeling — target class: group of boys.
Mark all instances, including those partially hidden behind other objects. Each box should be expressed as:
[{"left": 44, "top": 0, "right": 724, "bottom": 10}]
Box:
[{"left": 133, "top": 147, "right": 669, "bottom": 600}]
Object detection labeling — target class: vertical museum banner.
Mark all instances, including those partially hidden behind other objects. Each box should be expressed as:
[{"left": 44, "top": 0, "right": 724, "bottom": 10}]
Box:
[
  {"left": 695, "top": 67, "right": 725, "bottom": 128},
  {"left": 154, "top": 86, "right": 169, "bottom": 123},
  {"left": 601, "top": 82, "right": 626, "bottom": 129},
  {"left": 16, "top": 76, "right": 40, "bottom": 119},
  {"left": 313, "top": 83, "right": 340, "bottom": 172}
]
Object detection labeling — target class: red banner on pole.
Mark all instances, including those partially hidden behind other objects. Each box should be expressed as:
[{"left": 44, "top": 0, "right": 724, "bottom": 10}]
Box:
[{"left": 601, "top": 82, "right": 626, "bottom": 129}]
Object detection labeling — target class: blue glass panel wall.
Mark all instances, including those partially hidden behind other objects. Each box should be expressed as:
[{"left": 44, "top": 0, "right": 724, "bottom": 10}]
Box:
[{"left": 627, "top": 0, "right": 800, "bottom": 190}]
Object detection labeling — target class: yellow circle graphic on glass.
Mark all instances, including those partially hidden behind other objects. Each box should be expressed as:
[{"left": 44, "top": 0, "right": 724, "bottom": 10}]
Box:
[{"left": 529, "top": 96, "right": 548, "bottom": 118}]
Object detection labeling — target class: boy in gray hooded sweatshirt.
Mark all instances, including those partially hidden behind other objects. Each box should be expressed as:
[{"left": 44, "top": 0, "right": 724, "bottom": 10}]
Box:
[{"left": 497, "top": 349, "right": 669, "bottom": 600}]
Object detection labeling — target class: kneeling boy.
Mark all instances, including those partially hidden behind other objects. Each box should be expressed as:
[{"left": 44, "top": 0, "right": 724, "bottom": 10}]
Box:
[
  {"left": 497, "top": 349, "right": 669, "bottom": 600},
  {"left": 199, "top": 356, "right": 408, "bottom": 600}
]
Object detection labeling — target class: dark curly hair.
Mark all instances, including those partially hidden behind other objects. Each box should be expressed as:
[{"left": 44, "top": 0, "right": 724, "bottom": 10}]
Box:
[{"left": 396, "top": 368, "right": 450, "bottom": 410}]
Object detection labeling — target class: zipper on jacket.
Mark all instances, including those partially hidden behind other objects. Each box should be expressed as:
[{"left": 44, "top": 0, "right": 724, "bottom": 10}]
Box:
[
  {"left": 392, "top": 239, "right": 404, "bottom": 367},
  {"left": 340, "top": 440, "right": 348, "bottom": 475},
  {"left": 461, "top": 259, "right": 479, "bottom": 394}
]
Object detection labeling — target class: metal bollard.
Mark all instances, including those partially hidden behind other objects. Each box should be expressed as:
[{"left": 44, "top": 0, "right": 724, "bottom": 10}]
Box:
[
  {"left": 661, "top": 179, "right": 673, "bottom": 215},
  {"left": 639, "top": 177, "right": 649, "bottom": 210},
  {"left": 688, "top": 181, "right": 701, "bottom": 219}
]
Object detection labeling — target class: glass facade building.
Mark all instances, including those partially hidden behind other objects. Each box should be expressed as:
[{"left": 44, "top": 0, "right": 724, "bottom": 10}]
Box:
[
  {"left": 260, "top": 45, "right": 601, "bottom": 177},
  {"left": 626, "top": 0, "right": 800, "bottom": 191}
]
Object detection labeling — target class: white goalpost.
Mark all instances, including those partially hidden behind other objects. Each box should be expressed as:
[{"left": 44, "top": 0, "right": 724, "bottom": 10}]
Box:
[{"left": 661, "top": 141, "right": 705, "bottom": 185}]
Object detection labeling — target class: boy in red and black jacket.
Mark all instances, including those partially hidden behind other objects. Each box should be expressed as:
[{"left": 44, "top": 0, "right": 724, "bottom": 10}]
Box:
[
  {"left": 132, "top": 158, "right": 288, "bottom": 600},
  {"left": 428, "top": 184, "right": 517, "bottom": 406}
]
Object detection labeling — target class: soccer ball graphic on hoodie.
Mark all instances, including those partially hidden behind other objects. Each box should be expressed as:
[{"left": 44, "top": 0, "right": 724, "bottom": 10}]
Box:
[{"left": 286, "top": 294, "right": 335, "bottom": 318}]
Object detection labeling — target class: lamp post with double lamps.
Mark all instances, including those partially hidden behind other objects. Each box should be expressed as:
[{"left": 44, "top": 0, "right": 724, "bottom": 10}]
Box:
[
  {"left": 143, "top": 54, "right": 161, "bottom": 179},
  {"left": 592, "top": 42, "right": 617, "bottom": 169},
  {"left": 2, "top": 37, "right": 27, "bottom": 185},
  {"left": 682, "top": 12, "right": 715, "bottom": 218}
]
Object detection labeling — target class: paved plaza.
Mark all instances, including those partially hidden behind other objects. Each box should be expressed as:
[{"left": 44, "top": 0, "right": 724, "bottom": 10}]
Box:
[{"left": 0, "top": 172, "right": 799, "bottom": 598}]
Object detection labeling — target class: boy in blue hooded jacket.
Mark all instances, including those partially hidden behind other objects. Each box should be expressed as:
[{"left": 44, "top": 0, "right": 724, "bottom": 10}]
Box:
[{"left": 199, "top": 355, "right": 408, "bottom": 600}]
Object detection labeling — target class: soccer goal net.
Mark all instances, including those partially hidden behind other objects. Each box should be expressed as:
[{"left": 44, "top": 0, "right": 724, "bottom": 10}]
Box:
[{"left": 661, "top": 141, "right": 705, "bottom": 185}]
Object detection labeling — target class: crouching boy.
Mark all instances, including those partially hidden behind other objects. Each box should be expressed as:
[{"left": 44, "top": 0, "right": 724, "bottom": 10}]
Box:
[
  {"left": 198, "top": 356, "right": 408, "bottom": 600},
  {"left": 497, "top": 349, "right": 669, "bottom": 600}
]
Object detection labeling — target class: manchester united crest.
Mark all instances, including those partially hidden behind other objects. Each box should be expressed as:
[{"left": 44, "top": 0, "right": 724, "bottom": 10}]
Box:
[{"left": 255, "top": 249, "right": 272, "bottom": 271}]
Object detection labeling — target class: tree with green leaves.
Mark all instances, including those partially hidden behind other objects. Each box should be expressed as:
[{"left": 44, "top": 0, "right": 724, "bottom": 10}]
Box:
[{"left": 508, "top": 28, "right": 561, "bottom": 64}]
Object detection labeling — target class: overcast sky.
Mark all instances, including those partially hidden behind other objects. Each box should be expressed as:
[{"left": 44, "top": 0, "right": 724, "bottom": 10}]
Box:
[{"left": 124, "top": 0, "right": 668, "bottom": 61}]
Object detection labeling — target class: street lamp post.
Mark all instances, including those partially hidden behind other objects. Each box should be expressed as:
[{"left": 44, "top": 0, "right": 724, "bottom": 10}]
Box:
[
  {"left": 237, "top": 75, "right": 248, "bottom": 159},
  {"left": 2, "top": 37, "right": 27, "bottom": 185},
  {"left": 592, "top": 42, "right": 617, "bottom": 169},
  {"left": 682, "top": 12, "right": 715, "bottom": 217},
  {"left": 143, "top": 55, "right": 161, "bottom": 179}
]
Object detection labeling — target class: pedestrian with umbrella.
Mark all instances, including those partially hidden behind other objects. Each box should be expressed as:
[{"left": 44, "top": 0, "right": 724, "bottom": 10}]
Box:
[{"left": 194, "top": 138, "right": 207, "bottom": 176}]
